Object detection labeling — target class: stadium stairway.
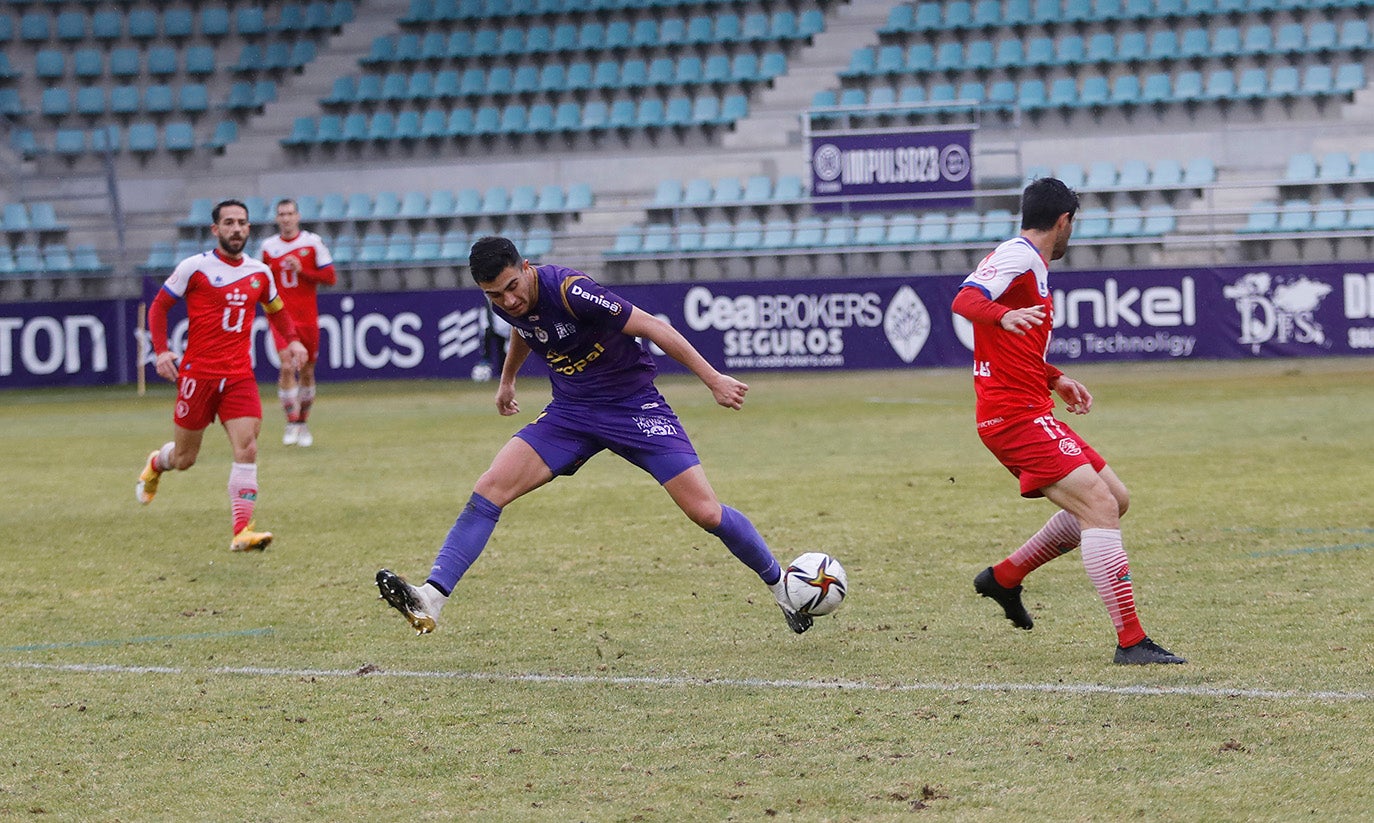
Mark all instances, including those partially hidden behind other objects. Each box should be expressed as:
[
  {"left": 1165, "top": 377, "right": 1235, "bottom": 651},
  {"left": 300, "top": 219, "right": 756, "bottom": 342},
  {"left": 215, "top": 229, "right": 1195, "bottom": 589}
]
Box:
[
  {"left": 724, "top": 0, "right": 906, "bottom": 150},
  {"left": 204, "top": 1, "right": 402, "bottom": 176}
]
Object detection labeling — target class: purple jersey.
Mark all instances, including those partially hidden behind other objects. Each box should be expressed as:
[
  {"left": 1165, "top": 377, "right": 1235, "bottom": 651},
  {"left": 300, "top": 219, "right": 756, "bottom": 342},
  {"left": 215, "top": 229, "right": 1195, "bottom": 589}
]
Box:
[{"left": 492, "top": 264, "right": 657, "bottom": 403}]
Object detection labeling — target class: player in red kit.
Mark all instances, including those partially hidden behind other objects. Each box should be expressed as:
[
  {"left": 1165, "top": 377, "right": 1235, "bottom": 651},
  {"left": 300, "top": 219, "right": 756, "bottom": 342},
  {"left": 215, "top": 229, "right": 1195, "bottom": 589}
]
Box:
[
  {"left": 136, "top": 199, "right": 307, "bottom": 552},
  {"left": 952, "top": 177, "right": 1185, "bottom": 665},
  {"left": 261, "top": 198, "right": 335, "bottom": 447}
]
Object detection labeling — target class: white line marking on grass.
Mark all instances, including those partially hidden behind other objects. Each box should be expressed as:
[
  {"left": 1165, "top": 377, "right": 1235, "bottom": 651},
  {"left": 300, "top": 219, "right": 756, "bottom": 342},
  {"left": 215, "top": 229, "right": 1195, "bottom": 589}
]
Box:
[{"left": 7, "top": 661, "right": 1370, "bottom": 702}]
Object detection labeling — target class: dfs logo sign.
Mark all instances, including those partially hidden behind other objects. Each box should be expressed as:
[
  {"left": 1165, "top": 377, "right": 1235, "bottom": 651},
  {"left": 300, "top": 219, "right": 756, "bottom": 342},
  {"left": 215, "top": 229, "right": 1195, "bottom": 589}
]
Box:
[{"left": 1222, "top": 272, "right": 1331, "bottom": 353}]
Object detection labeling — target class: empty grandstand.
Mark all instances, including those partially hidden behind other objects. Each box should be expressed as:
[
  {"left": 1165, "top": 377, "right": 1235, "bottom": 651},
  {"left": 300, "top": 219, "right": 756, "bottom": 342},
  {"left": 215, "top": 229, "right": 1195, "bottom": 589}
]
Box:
[{"left": 3, "top": 0, "right": 1374, "bottom": 300}]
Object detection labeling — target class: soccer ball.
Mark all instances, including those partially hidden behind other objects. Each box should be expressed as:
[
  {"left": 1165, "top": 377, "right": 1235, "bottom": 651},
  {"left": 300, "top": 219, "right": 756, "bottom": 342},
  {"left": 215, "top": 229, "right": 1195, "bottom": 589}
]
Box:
[
  {"left": 782, "top": 552, "right": 848, "bottom": 616},
  {"left": 469, "top": 361, "right": 493, "bottom": 382}
]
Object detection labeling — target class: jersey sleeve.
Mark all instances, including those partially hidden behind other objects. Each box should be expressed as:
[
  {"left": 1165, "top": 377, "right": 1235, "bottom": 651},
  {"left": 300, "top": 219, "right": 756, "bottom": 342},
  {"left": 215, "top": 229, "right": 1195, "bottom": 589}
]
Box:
[
  {"left": 161, "top": 254, "right": 202, "bottom": 299},
  {"left": 558, "top": 275, "right": 633, "bottom": 331},
  {"left": 959, "top": 240, "right": 1042, "bottom": 302},
  {"left": 311, "top": 233, "right": 334, "bottom": 268}
]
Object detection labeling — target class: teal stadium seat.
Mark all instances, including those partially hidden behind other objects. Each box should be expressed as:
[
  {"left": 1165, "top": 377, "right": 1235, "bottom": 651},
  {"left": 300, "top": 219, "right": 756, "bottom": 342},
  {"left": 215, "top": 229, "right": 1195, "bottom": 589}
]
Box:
[
  {"left": 1312, "top": 199, "right": 1347, "bottom": 232},
  {"left": 427, "top": 190, "right": 456, "bottom": 217},
  {"left": 1141, "top": 205, "right": 1176, "bottom": 235},
  {"left": 92, "top": 10, "right": 123, "bottom": 41},
  {"left": 1277, "top": 199, "right": 1313, "bottom": 232},
  {"left": 1241, "top": 204, "right": 1279, "bottom": 233}
]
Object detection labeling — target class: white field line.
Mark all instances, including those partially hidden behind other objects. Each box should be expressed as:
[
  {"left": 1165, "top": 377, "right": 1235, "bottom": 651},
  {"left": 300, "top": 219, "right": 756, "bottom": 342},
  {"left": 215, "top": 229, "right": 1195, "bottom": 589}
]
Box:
[{"left": 7, "top": 660, "right": 1371, "bottom": 702}]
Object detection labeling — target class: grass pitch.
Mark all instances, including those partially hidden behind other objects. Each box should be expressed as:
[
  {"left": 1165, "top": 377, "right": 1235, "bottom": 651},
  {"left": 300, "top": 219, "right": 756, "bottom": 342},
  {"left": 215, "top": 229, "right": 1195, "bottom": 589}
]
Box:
[{"left": 2, "top": 359, "right": 1372, "bottom": 821}]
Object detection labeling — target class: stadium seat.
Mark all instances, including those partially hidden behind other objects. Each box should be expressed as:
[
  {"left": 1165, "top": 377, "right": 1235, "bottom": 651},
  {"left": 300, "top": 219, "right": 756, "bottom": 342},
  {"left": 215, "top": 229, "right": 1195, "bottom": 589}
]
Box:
[
  {"left": 1335, "top": 63, "right": 1365, "bottom": 95},
  {"left": 1141, "top": 204, "right": 1176, "bottom": 235},
  {"left": 565, "top": 184, "right": 593, "bottom": 212},
  {"left": 1108, "top": 206, "right": 1145, "bottom": 237},
  {"left": 127, "top": 123, "right": 159, "bottom": 155},
  {"left": 1240, "top": 204, "right": 1279, "bottom": 233},
  {"left": 164, "top": 122, "right": 196, "bottom": 154},
  {"left": 92, "top": 10, "right": 123, "bottom": 41},
  {"left": 1277, "top": 199, "right": 1313, "bottom": 232},
  {"left": 1317, "top": 152, "right": 1352, "bottom": 182},
  {"left": 1312, "top": 198, "right": 1347, "bottom": 232},
  {"left": 1075, "top": 207, "right": 1110, "bottom": 238},
  {"left": 653, "top": 179, "right": 684, "bottom": 208},
  {"left": 679, "top": 179, "right": 717, "bottom": 209},
  {"left": 54, "top": 129, "right": 86, "bottom": 156},
  {"left": 918, "top": 213, "right": 950, "bottom": 244},
  {"left": 35, "top": 50, "right": 64, "bottom": 80},
  {"left": 152, "top": 85, "right": 184, "bottom": 115},
  {"left": 533, "top": 185, "right": 560, "bottom": 212},
  {"left": 886, "top": 216, "right": 919, "bottom": 245},
  {"left": 949, "top": 212, "right": 982, "bottom": 243},
  {"left": 1347, "top": 197, "right": 1374, "bottom": 230}
]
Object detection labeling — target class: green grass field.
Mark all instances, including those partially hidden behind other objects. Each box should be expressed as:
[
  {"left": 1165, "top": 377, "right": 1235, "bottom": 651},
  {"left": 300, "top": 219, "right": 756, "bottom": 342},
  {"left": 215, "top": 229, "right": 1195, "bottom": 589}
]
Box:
[{"left": 2, "top": 359, "right": 1371, "bottom": 821}]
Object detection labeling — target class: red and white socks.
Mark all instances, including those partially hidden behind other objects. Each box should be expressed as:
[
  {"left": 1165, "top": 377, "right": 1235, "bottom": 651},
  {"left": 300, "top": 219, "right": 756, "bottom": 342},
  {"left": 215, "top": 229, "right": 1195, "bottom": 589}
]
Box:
[
  {"left": 228, "top": 462, "right": 258, "bottom": 534},
  {"left": 992, "top": 509, "right": 1081, "bottom": 588},
  {"left": 278, "top": 388, "right": 300, "bottom": 424},
  {"left": 1080, "top": 527, "right": 1146, "bottom": 648}
]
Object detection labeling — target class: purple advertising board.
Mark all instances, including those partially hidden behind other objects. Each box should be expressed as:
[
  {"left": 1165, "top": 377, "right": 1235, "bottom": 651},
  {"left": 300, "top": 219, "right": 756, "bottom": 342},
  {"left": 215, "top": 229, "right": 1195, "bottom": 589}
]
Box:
[
  {"left": 809, "top": 129, "right": 974, "bottom": 213},
  {"left": 3, "top": 262, "right": 1373, "bottom": 389}
]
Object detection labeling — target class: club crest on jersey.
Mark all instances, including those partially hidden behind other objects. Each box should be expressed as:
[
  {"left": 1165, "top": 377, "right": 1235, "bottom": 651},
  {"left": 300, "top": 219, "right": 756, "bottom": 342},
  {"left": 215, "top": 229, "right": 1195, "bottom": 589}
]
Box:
[
  {"left": 972, "top": 256, "right": 997, "bottom": 281},
  {"left": 1059, "top": 438, "right": 1082, "bottom": 456},
  {"left": 533, "top": 327, "right": 549, "bottom": 343},
  {"left": 251, "top": 277, "right": 261, "bottom": 290}
]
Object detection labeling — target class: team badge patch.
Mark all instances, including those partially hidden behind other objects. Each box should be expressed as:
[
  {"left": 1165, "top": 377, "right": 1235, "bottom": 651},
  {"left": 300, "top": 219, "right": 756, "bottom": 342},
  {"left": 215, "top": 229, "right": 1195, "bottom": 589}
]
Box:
[{"left": 1059, "top": 438, "right": 1082, "bottom": 456}]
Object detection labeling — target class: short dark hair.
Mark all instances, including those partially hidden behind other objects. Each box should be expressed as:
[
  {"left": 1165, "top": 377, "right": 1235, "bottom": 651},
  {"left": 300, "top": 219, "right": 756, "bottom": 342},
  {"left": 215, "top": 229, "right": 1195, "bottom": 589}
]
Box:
[
  {"left": 1020, "top": 177, "right": 1079, "bottom": 231},
  {"left": 469, "top": 235, "right": 521, "bottom": 284},
  {"left": 275, "top": 198, "right": 298, "bottom": 211},
  {"left": 212, "top": 198, "right": 249, "bottom": 224}
]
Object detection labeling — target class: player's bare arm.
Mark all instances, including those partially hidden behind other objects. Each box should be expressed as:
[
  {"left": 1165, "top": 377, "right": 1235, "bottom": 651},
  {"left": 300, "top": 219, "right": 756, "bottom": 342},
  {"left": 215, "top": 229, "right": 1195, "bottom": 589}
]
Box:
[
  {"left": 264, "top": 298, "right": 307, "bottom": 369},
  {"left": 495, "top": 333, "right": 531, "bottom": 416},
  {"left": 1051, "top": 374, "right": 1093, "bottom": 415},
  {"left": 621, "top": 307, "right": 748, "bottom": 410}
]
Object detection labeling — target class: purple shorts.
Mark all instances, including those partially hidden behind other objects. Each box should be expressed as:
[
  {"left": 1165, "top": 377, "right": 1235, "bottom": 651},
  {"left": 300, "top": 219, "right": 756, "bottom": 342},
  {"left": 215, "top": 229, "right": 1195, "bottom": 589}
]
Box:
[{"left": 515, "top": 388, "right": 701, "bottom": 484}]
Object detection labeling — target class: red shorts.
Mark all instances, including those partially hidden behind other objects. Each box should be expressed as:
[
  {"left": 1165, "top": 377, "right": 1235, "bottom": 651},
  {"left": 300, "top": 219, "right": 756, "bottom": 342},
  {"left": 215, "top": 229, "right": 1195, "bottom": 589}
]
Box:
[
  {"left": 979, "top": 413, "right": 1106, "bottom": 498},
  {"left": 174, "top": 373, "right": 263, "bottom": 430},
  {"left": 271, "top": 315, "right": 320, "bottom": 364}
]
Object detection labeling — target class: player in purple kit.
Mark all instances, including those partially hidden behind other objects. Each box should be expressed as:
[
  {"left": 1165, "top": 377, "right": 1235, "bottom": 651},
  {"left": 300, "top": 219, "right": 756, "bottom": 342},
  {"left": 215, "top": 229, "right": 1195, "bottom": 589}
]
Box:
[{"left": 376, "top": 236, "right": 812, "bottom": 634}]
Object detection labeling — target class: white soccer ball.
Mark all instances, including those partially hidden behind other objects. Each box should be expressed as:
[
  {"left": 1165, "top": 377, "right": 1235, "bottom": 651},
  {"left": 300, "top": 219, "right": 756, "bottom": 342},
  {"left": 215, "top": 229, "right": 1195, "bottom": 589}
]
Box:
[
  {"left": 783, "top": 552, "right": 848, "bottom": 616},
  {"left": 469, "top": 362, "right": 493, "bottom": 382}
]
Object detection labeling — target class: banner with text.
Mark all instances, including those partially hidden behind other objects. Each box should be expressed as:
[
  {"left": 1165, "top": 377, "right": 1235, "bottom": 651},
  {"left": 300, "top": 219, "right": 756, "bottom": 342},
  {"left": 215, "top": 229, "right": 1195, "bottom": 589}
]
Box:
[
  {"left": 809, "top": 129, "right": 974, "bottom": 213},
  {"left": 3, "top": 262, "right": 1373, "bottom": 389}
]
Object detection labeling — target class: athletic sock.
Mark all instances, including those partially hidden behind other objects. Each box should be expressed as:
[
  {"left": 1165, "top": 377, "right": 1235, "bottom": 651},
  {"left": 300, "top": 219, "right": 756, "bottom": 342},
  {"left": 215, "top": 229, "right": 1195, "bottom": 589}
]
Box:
[
  {"left": 279, "top": 388, "right": 300, "bottom": 423},
  {"left": 298, "top": 386, "right": 315, "bottom": 424},
  {"left": 708, "top": 505, "right": 782, "bottom": 585},
  {"left": 155, "top": 441, "right": 175, "bottom": 472},
  {"left": 993, "top": 509, "right": 1081, "bottom": 588},
  {"left": 1080, "top": 527, "right": 1146, "bottom": 648},
  {"left": 426, "top": 492, "right": 502, "bottom": 595},
  {"left": 228, "top": 462, "right": 258, "bottom": 534}
]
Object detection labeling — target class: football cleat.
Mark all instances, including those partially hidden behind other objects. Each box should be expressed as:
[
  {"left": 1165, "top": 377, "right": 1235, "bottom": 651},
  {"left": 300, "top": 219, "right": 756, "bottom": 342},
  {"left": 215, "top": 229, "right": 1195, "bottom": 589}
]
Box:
[
  {"left": 1114, "top": 636, "right": 1187, "bottom": 665},
  {"left": 376, "top": 569, "right": 437, "bottom": 635},
  {"left": 778, "top": 604, "right": 813, "bottom": 634},
  {"left": 296, "top": 424, "right": 313, "bottom": 448},
  {"left": 974, "top": 566, "right": 1034, "bottom": 630},
  {"left": 282, "top": 423, "right": 300, "bottom": 446},
  {"left": 135, "top": 450, "right": 162, "bottom": 505},
  {"left": 230, "top": 522, "right": 273, "bottom": 552}
]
